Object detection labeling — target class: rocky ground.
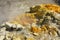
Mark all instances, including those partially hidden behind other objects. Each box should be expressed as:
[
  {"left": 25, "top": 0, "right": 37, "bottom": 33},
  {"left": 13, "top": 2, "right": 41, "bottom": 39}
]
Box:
[
  {"left": 0, "top": 4, "right": 60, "bottom": 40},
  {"left": 0, "top": 0, "right": 60, "bottom": 40}
]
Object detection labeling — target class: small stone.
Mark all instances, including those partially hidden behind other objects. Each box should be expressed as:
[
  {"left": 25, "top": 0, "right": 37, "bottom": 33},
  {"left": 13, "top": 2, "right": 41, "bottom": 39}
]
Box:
[
  {"left": 1, "top": 27, "right": 6, "bottom": 31},
  {"left": 33, "top": 33, "right": 39, "bottom": 36},
  {"left": 0, "top": 36, "right": 5, "bottom": 40},
  {"left": 5, "top": 22, "right": 13, "bottom": 27},
  {"left": 26, "top": 37, "right": 35, "bottom": 40},
  {"left": 13, "top": 34, "right": 25, "bottom": 40},
  {"left": 16, "top": 24, "right": 25, "bottom": 29}
]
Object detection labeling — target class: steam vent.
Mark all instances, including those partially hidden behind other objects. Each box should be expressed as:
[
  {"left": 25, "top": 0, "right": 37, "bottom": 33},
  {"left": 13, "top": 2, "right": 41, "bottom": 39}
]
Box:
[{"left": 0, "top": 4, "right": 60, "bottom": 40}]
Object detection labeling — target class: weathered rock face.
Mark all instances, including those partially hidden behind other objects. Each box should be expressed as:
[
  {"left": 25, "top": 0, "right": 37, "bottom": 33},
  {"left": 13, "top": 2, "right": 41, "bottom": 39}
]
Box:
[{"left": 0, "top": 4, "right": 60, "bottom": 40}]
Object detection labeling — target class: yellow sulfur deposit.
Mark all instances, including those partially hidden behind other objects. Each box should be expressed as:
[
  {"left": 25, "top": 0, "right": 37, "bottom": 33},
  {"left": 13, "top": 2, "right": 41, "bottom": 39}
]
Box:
[
  {"left": 31, "top": 26, "right": 41, "bottom": 33},
  {"left": 40, "top": 4, "right": 60, "bottom": 13}
]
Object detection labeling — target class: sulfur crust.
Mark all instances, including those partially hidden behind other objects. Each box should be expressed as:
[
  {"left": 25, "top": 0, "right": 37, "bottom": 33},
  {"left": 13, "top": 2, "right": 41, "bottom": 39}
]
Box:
[
  {"left": 40, "top": 4, "right": 60, "bottom": 13},
  {"left": 8, "top": 4, "right": 60, "bottom": 35},
  {"left": 9, "top": 4, "right": 60, "bottom": 25}
]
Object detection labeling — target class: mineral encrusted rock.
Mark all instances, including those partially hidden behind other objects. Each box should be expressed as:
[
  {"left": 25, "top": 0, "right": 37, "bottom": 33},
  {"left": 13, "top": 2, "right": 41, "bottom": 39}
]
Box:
[{"left": 0, "top": 4, "right": 60, "bottom": 40}]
